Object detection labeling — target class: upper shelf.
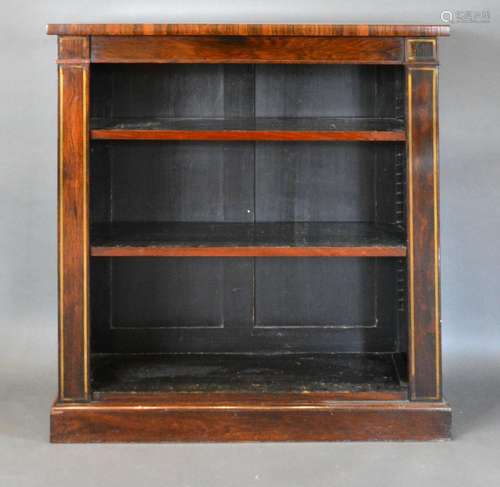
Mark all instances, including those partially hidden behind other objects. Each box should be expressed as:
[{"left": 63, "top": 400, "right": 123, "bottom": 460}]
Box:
[
  {"left": 91, "top": 117, "right": 406, "bottom": 142},
  {"left": 47, "top": 23, "right": 450, "bottom": 37},
  {"left": 91, "top": 222, "right": 406, "bottom": 257}
]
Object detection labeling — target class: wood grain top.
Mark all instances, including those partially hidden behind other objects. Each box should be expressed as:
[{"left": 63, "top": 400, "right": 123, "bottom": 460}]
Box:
[{"left": 46, "top": 23, "right": 450, "bottom": 37}]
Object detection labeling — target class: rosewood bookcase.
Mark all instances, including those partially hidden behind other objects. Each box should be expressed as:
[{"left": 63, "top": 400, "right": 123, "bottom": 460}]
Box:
[{"left": 47, "top": 23, "right": 451, "bottom": 442}]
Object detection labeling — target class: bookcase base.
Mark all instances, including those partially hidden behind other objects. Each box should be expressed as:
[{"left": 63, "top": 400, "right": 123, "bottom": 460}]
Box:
[{"left": 51, "top": 397, "right": 451, "bottom": 443}]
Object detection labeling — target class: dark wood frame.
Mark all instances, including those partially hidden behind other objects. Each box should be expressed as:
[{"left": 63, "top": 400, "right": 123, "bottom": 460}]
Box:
[{"left": 48, "top": 24, "right": 451, "bottom": 442}]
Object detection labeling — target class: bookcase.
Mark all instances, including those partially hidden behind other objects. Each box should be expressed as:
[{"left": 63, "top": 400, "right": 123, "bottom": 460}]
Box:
[{"left": 48, "top": 23, "right": 451, "bottom": 442}]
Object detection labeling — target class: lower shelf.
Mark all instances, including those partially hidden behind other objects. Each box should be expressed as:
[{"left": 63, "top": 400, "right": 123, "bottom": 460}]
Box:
[
  {"left": 91, "top": 352, "right": 407, "bottom": 396},
  {"left": 90, "top": 222, "right": 406, "bottom": 257},
  {"left": 51, "top": 352, "right": 452, "bottom": 443}
]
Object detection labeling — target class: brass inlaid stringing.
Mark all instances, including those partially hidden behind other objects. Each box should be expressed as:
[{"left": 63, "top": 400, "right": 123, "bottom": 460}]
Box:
[
  {"left": 58, "top": 66, "right": 65, "bottom": 399},
  {"left": 431, "top": 67, "right": 441, "bottom": 397},
  {"left": 407, "top": 71, "right": 415, "bottom": 388},
  {"left": 406, "top": 38, "right": 437, "bottom": 62},
  {"left": 82, "top": 67, "right": 89, "bottom": 397}
]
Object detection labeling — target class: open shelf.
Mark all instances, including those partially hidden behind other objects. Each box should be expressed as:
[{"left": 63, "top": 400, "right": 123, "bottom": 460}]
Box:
[
  {"left": 91, "top": 352, "right": 408, "bottom": 398},
  {"left": 88, "top": 64, "right": 410, "bottom": 413},
  {"left": 91, "top": 117, "right": 406, "bottom": 142},
  {"left": 91, "top": 222, "right": 406, "bottom": 257}
]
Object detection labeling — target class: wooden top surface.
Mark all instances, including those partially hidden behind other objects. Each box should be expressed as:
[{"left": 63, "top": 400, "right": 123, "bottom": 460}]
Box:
[{"left": 46, "top": 23, "right": 449, "bottom": 37}]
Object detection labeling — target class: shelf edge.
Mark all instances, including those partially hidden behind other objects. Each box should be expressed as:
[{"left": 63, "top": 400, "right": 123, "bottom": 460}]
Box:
[
  {"left": 91, "top": 129, "right": 406, "bottom": 142},
  {"left": 91, "top": 246, "right": 407, "bottom": 257}
]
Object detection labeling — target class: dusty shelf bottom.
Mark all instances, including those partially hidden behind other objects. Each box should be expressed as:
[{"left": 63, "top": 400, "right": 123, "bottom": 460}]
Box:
[
  {"left": 91, "top": 352, "right": 407, "bottom": 395},
  {"left": 49, "top": 351, "right": 452, "bottom": 444}
]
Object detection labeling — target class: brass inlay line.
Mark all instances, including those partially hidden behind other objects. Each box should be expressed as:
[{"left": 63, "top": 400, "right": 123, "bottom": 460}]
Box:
[
  {"left": 56, "top": 58, "right": 91, "bottom": 65},
  {"left": 407, "top": 71, "right": 415, "bottom": 386},
  {"left": 82, "top": 67, "right": 90, "bottom": 397},
  {"left": 51, "top": 403, "right": 420, "bottom": 412},
  {"left": 58, "top": 66, "right": 65, "bottom": 400},
  {"left": 406, "top": 38, "right": 437, "bottom": 62},
  {"left": 432, "top": 68, "right": 441, "bottom": 396}
]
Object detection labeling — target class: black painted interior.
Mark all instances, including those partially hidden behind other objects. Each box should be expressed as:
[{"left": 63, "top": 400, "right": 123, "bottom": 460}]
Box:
[{"left": 89, "top": 63, "right": 408, "bottom": 392}]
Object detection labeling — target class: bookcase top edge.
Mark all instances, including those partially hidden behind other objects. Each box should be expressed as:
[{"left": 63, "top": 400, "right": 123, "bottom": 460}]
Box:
[{"left": 46, "top": 23, "right": 450, "bottom": 37}]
